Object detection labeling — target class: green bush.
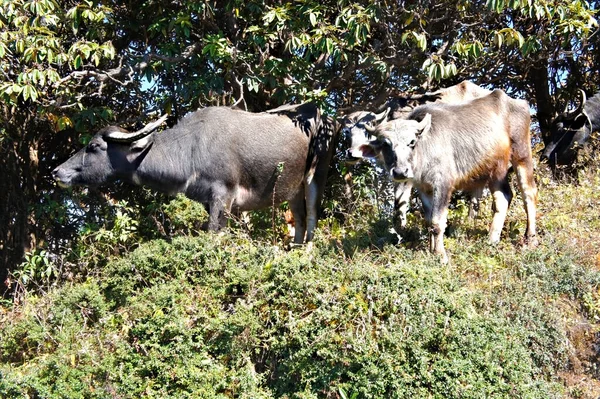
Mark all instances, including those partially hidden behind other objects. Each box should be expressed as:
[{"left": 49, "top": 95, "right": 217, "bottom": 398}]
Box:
[
  {"left": 3, "top": 227, "right": 598, "bottom": 398},
  {"left": 3, "top": 162, "right": 600, "bottom": 398}
]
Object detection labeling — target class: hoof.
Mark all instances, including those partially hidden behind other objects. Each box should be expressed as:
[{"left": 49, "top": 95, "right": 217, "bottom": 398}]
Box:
[
  {"left": 439, "top": 253, "right": 450, "bottom": 265},
  {"left": 305, "top": 241, "right": 314, "bottom": 253},
  {"left": 521, "top": 235, "right": 539, "bottom": 248}
]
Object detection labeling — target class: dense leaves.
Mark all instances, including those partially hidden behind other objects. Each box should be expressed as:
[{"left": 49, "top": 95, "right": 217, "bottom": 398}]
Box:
[{"left": 1, "top": 192, "right": 600, "bottom": 398}]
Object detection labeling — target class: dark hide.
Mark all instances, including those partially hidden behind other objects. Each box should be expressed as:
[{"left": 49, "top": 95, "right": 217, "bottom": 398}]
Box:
[
  {"left": 358, "top": 90, "right": 538, "bottom": 263},
  {"left": 53, "top": 103, "right": 338, "bottom": 244},
  {"left": 542, "top": 91, "right": 600, "bottom": 168}
]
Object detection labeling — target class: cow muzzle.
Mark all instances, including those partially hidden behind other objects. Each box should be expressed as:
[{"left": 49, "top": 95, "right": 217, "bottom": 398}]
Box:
[
  {"left": 391, "top": 167, "right": 412, "bottom": 181},
  {"left": 52, "top": 167, "right": 73, "bottom": 188},
  {"left": 345, "top": 149, "right": 363, "bottom": 164}
]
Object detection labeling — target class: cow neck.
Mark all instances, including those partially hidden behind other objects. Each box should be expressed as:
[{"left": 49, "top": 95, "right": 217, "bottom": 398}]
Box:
[
  {"left": 131, "top": 131, "right": 193, "bottom": 190},
  {"left": 585, "top": 93, "right": 600, "bottom": 131}
]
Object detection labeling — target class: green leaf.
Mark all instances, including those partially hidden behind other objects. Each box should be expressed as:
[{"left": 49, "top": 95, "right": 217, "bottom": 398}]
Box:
[
  {"left": 445, "top": 63, "right": 457, "bottom": 77},
  {"left": 494, "top": 31, "right": 503, "bottom": 48},
  {"left": 22, "top": 84, "right": 32, "bottom": 101},
  {"left": 401, "top": 31, "right": 410, "bottom": 44},
  {"left": 73, "top": 54, "right": 82, "bottom": 69},
  {"left": 412, "top": 32, "right": 427, "bottom": 51}
]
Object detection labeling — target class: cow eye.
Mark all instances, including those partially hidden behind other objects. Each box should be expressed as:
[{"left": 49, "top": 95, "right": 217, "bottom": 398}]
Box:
[
  {"left": 408, "top": 139, "right": 417, "bottom": 148},
  {"left": 87, "top": 142, "right": 99, "bottom": 152}
]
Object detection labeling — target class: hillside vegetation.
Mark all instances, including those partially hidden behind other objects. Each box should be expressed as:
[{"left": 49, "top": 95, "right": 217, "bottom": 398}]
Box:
[{"left": 1, "top": 156, "right": 600, "bottom": 398}]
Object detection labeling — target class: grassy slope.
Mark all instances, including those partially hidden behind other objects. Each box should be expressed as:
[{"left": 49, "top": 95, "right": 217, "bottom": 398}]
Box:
[{"left": 1, "top": 160, "right": 599, "bottom": 399}]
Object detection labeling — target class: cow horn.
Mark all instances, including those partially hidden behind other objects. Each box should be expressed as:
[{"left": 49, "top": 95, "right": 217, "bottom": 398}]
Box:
[
  {"left": 364, "top": 123, "right": 379, "bottom": 134},
  {"left": 105, "top": 114, "right": 169, "bottom": 143},
  {"left": 374, "top": 107, "right": 390, "bottom": 122},
  {"left": 564, "top": 90, "right": 587, "bottom": 121}
]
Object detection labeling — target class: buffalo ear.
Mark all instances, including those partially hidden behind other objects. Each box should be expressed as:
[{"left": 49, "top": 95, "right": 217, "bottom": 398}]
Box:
[
  {"left": 356, "top": 141, "right": 381, "bottom": 159},
  {"left": 571, "top": 112, "right": 590, "bottom": 130},
  {"left": 416, "top": 113, "right": 432, "bottom": 137},
  {"left": 130, "top": 132, "right": 155, "bottom": 152},
  {"left": 126, "top": 133, "right": 155, "bottom": 163}
]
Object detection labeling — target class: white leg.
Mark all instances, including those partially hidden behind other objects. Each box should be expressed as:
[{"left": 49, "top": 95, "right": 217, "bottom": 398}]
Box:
[
  {"left": 514, "top": 164, "right": 538, "bottom": 245},
  {"left": 393, "top": 181, "right": 412, "bottom": 230},
  {"left": 289, "top": 191, "right": 307, "bottom": 244},
  {"left": 488, "top": 179, "right": 512, "bottom": 243},
  {"left": 429, "top": 187, "right": 451, "bottom": 263}
]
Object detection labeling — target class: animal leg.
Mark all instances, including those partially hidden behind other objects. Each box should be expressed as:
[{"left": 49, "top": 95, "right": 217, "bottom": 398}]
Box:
[
  {"left": 468, "top": 187, "right": 484, "bottom": 220},
  {"left": 207, "top": 200, "right": 226, "bottom": 231},
  {"left": 419, "top": 191, "right": 433, "bottom": 225},
  {"left": 429, "top": 187, "right": 452, "bottom": 263},
  {"left": 393, "top": 181, "right": 412, "bottom": 231},
  {"left": 488, "top": 177, "right": 512, "bottom": 243},
  {"left": 305, "top": 177, "right": 327, "bottom": 243},
  {"left": 514, "top": 163, "right": 538, "bottom": 246},
  {"left": 207, "top": 189, "right": 234, "bottom": 232},
  {"left": 288, "top": 190, "right": 307, "bottom": 244}
]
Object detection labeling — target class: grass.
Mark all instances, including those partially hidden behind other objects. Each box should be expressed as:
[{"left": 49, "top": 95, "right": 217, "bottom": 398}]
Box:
[{"left": 1, "top": 156, "right": 599, "bottom": 398}]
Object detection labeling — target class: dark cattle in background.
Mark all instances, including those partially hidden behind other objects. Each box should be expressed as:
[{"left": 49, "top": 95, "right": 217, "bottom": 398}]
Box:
[
  {"left": 542, "top": 90, "right": 600, "bottom": 169},
  {"left": 341, "top": 80, "right": 490, "bottom": 231},
  {"left": 53, "top": 103, "right": 338, "bottom": 244},
  {"left": 356, "top": 90, "right": 538, "bottom": 263}
]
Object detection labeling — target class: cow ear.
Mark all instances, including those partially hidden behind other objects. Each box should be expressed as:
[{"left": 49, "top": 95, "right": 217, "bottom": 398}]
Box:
[
  {"left": 130, "top": 132, "right": 155, "bottom": 152},
  {"left": 416, "top": 113, "right": 432, "bottom": 137},
  {"left": 572, "top": 112, "right": 590, "bottom": 130},
  {"left": 356, "top": 142, "right": 381, "bottom": 159}
]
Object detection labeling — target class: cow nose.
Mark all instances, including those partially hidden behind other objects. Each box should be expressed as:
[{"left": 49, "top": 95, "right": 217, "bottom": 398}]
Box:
[
  {"left": 345, "top": 149, "right": 360, "bottom": 163},
  {"left": 392, "top": 167, "right": 409, "bottom": 181},
  {"left": 52, "top": 167, "right": 59, "bottom": 177}
]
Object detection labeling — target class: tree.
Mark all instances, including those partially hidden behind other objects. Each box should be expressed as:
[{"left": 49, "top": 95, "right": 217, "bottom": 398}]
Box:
[{"left": 0, "top": 0, "right": 597, "bottom": 289}]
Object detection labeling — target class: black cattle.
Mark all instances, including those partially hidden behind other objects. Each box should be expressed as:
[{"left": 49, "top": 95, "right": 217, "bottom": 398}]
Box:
[
  {"left": 542, "top": 90, "right": 600, "bottom": 169},
  {"left": 53, "top": 103, "right": 338, "bottom": 244},
  {"left": 356, "top": 90, "right": 538, "bottom": 263}
]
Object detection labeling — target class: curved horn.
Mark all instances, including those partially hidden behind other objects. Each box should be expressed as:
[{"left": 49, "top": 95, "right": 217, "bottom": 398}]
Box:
[
  {"left": 564, "top": 90, "right": 587, "bottom": 121},
  {"left": 374, "top": 107, "right": 390, "bottom": 122},
  {"left": 105, "top": 114, "right": 169, "bottom": 143},
  {"left": 364, "top": 123, "right": 379, "bottom": 134}
]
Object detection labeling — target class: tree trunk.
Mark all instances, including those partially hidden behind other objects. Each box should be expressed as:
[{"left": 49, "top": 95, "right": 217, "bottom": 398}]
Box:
[
  {"left": 530, "top": 60, "right": 554, "bottom": 140},
  {"left": 0, "top": 109, "right": 38, "bottom": 294}
]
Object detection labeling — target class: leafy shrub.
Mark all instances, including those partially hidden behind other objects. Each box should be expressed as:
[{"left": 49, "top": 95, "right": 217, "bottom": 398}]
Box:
[
  {"left": 3, "top": 226, "right": 598, "bottom": 398},
  {"left": 2, "top": 158, "right": 600, "bottom": 398}
]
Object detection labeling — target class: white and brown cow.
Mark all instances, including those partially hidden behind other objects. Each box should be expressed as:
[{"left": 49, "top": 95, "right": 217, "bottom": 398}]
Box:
[
  {"left": 341, "top": 81, "right": 492, "bottom": 231},
  {"left": 356, "top": 89, "right": 538, "bottom": 262}
]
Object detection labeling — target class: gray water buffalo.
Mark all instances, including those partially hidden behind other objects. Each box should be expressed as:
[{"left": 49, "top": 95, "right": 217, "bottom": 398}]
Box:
[
  {"left": 53, "top": 103, "right": 338, "bottom": 244},
  {"left": 542, "top": 90, "right": 600, "bottom": 169},
  {"left": 355, "top": 90, "right": 538, "bottom": 263},
  {"left": 341, "top": 80, "right": 491, "bottom": 230}
]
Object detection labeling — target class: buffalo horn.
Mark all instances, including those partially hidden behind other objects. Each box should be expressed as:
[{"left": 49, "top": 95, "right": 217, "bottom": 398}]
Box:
[
  {"left": 105, "top": 114, "right": 169, "bottom": 143},
  {"left": 374, "top": 107, "right": 390, "bottom": 122},
  {"left": 363, "top": 108, "right": 390, "bottom": 135},
  {"left": 364, "top": 123, "right": 379, "bottom": 134},
  {"left": 563, "top": 89, "right": 587, "bottom": 121}
]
